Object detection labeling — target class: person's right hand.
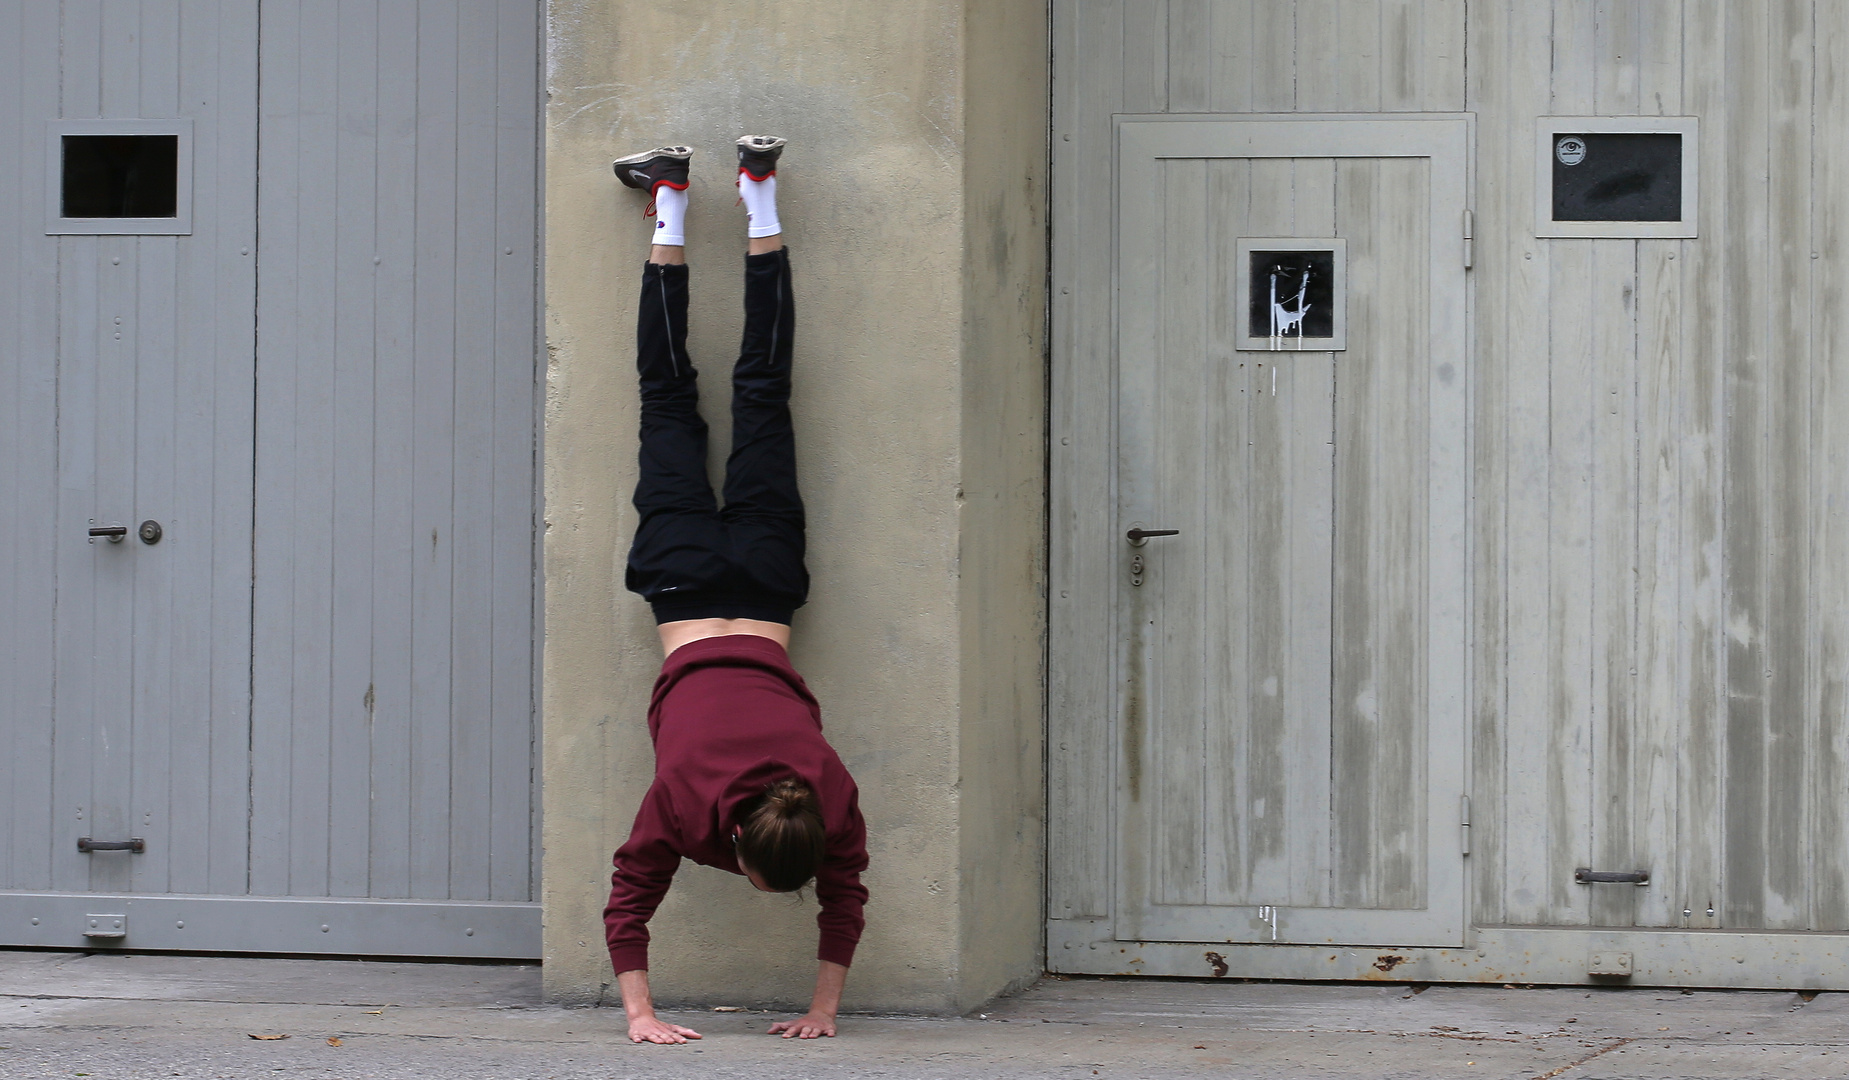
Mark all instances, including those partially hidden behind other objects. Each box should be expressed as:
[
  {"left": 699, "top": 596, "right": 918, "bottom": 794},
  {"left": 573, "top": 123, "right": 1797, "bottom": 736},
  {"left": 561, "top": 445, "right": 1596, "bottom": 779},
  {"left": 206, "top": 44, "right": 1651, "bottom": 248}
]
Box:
[{"left": 628, "top": 1015, "right": 702, "bottom": 1044}]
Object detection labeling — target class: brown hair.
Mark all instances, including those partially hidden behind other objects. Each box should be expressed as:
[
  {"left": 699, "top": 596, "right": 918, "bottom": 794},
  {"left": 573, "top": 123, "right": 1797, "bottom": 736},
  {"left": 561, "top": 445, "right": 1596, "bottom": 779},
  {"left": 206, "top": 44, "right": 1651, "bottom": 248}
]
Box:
[{"left": 735, "top": 778, "right": 825, "bottom": 893}]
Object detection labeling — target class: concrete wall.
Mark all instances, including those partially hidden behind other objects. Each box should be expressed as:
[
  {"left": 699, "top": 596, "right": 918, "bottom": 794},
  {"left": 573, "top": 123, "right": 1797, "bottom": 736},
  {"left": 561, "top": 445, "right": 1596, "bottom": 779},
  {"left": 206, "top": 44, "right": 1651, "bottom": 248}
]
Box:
[{"left": 540, "top": 1, "right": 1048, "bottom": 1014}]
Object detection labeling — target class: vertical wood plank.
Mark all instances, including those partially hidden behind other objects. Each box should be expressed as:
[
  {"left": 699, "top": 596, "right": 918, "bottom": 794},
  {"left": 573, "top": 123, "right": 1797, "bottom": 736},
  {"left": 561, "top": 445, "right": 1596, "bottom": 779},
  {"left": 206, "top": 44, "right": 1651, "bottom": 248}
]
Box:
[
  {"left": 1811, "top": 0, "right": 1849, "bottom": 933},
  {"left": 1588, "top": 235, "right": 1638, "bottom": 929},
  {"left": 1587, "top": 0, "right": 1648, "bottom": 929},
  {"left": 0, "top": 0, "right": 64, "bottom": 893},
  {"left": 1047, "top": 0, "right": 1123, "bottom": 922},
  {"left": 249, "top": 0, "right": 301, "bottom": 897},
  {"left": 86, "top": 0, "right": 142, "bottom": 899},
  {"left": 1285, "top": 158, "right": 1336, "bottom": 908},
  {"left": 1250, "top": 0, "right": 1295, "bottom": 110},
  {"left": 1418, "top": 0, "right": 1467, "bottom": 110},
  {"left": 281, "top": 0, "right": 339, "bottom": 899},
  {"left": 1677, "top": 0, "right": 1729, "bottom": 930},
  {"left": 52, "top": 0, "right": 102, "bottom": 897},
  {"left": 1720, "top": 0, "right": 1771, "bottom": 931},
  {"left": 1629, "top": 0, "right": 1684, "bottom": 930},
  {"left": 446, "top": 0, "right": 501, "bottom": 903},
  {"left": 1331, "top": 156, "right": 1379, "bottom": 909},
  {"left": 1152, "top": 159, "right": 1208, "bottom": 907},
  {"left": 326, "top": 0, "right": 381, "bottom": 899},
  {"left": 1295, "top": 0, "right": 1342, "bottom": 111},
  {"left": 1335, "top": 0, "right": 1382, "bottom": 111},
  {"left": 368, "top": 0, "right": 420, "bottom": 900},
  {"left": 203, "top": 0, "right": 259, "bottom": 898},
  {"left": 129, "top": 0, "right": 183, "bottom": 898},
  {"left": 1379, "top": 0, "right": 1422, "bottom": 109},
  {"left": 165, "top": 0, "right": 218, "bottom": 897},
  {"left": 1166, "top": 0, "right": 1210, "bottom": 111},
  {"left": 1123, "top": 0, "right": 1168, "bottom": 112},
  {"left": 1498, "top": 0, "right": 1561, "bottom": 932},
  {"left": 1594, "top": 0, "right": 1642, "bottom": 114},
  {"left": 1464, "top": 0, "right": 1508, "bottom": 929},
  {"left": 1207, "top": 0, "right": 1254, "bottom": 112},
  {"left": 489, "top": 0, "right": 540, "bottom": 903},
  {"left": 1760, "top": 0, "right": 1811, "bottom": 930},
  {"left": 409, "top": 0, "right": 460, "bottom": 900},
  {"left": 1371, "top": 155, "right": 1429, "bottom": 907},
  {"left": 1242, "top": 156, "right": 1296, "bottom": 902},
  {"left": 1202, "top": 157, "right": 1253, "bottom": 906},
  {"left": 1544, "top": 0, "right": 1598, "bottom": 926}
]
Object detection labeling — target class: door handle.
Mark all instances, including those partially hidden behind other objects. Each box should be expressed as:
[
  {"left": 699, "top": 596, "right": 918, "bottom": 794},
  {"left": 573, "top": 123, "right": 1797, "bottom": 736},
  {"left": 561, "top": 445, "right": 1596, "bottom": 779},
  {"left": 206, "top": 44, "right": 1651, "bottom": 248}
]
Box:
[
  {"left": 1125, "top": 527, "right": 1180, "bottom": 547},
  {"left": 77, "top": 837, "right": 146, "bottom": 853},
  {"left": 88, "top": 523, "right": 128, "bottom": 543}
]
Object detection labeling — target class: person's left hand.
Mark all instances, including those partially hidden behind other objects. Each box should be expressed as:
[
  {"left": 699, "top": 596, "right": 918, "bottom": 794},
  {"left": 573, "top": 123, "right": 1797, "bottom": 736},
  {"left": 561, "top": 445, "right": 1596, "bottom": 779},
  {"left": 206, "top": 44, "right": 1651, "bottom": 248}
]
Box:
[{"left": 768, "top": 1011, "right": 837, "bottom": 1039}]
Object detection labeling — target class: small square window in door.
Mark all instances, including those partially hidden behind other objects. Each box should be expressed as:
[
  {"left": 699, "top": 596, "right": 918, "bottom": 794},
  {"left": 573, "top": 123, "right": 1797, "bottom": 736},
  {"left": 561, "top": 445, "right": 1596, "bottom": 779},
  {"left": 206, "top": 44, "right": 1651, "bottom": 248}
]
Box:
[
  {"left": 1551, "top": 132, "right": 1681, "bottom": 222},
  {"left": 45, "top": 120, "right": 193, "bottom": 235},
  {"left": 1235, "top": 238, "right": 1347, "bottom": 351},
  {"left": 62, "top": 135, "right": 179, "bottom": 218}
]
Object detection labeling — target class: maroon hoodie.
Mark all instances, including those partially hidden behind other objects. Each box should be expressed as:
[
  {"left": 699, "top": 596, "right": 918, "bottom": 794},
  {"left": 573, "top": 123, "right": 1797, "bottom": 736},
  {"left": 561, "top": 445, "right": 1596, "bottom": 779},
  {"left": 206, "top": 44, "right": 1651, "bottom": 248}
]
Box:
[{"left": 603, "top": 635, "right": 869, "bottom": 975}]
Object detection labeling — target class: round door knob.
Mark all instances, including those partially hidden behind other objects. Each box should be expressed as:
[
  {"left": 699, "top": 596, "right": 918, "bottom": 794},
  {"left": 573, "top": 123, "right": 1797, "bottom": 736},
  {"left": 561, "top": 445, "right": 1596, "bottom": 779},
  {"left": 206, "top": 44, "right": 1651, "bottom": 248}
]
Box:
[{"left": 138, "top": 520, "right": 163, "bottom": 545}]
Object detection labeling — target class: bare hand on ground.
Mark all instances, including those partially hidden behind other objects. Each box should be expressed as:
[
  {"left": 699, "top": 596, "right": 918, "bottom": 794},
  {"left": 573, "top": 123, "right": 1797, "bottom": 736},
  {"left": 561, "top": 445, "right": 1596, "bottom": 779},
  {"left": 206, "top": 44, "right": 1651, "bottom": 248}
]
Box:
[
  {"left": 628, "top": 1015, "right": 702, "bottom": 1044},
  {"left": 769, "top": 1012, "right": 837, "bottom": 1039}
]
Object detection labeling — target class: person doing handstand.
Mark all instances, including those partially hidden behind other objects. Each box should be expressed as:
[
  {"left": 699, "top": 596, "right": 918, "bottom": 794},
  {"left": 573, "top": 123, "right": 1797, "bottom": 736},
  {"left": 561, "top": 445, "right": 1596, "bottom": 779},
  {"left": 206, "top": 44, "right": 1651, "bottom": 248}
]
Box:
[{"left": 602, "top": 137, "right": 868, "bottom": 1045}]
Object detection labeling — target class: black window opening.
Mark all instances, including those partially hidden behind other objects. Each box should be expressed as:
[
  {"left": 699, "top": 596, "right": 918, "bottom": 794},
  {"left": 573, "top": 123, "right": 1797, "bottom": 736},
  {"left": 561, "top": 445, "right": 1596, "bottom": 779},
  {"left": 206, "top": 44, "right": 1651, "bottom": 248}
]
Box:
[
  {"left": 61, "top": 134, "right": 179, "bottom": 218},
  {"left": 1552, "top": 132, "right": 1682, "bottom": 223},
  {"left": 1247, "top": 250, "right": 1336, "bottom": 341}
]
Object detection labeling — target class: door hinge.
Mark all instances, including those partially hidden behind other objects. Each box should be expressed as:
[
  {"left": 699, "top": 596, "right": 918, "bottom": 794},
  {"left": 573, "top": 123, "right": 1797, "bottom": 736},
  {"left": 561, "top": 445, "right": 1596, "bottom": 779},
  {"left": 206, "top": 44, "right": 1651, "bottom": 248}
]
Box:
[
  {"left": 1460, "top": 795, "right": 1471, "bottom": 855},
  {"left": 1462, "top": 209, "right": 1474, "bottom": 269}
]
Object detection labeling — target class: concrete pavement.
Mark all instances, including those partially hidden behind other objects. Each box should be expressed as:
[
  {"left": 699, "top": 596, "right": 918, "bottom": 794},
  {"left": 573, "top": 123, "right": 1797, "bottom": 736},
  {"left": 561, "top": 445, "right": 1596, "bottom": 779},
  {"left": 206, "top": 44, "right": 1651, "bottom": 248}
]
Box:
[{"left": 1, "top": 950, "right": 1845, "bottom": 1078}]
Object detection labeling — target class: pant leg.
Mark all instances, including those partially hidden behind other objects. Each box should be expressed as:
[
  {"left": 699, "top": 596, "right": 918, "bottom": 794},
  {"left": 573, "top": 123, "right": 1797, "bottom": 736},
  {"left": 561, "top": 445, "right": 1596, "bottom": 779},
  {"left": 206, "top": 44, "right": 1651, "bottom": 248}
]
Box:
[
  {"left": 625, "top": 261, "right": 730, "bottom": 602},
  {"left": 719, "top": 247, "right": 809, "bottom": 608}
]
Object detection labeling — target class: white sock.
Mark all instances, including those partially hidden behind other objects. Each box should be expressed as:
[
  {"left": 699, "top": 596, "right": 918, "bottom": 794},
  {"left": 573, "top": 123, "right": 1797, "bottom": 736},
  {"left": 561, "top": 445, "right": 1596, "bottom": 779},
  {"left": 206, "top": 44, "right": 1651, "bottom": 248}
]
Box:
[
  {"left": 738, "top": 174, "right": 781, "bottom": 239},
  {"left": 651, "top": 185, "right": 688, "bottom": 246}
]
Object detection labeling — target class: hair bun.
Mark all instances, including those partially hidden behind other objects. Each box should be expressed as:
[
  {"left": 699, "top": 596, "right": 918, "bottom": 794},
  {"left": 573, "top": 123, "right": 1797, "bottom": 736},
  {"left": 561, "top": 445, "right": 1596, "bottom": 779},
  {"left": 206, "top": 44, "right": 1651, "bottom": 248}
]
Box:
[{"left": 763, "top": 777, "right": 818, "bottom": 818}]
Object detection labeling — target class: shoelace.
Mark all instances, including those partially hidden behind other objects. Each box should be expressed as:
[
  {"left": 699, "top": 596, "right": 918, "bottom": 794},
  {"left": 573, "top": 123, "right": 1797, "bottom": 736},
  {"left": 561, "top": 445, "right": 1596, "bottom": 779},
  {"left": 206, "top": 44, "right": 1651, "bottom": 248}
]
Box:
[{"left": 642, "top": 194, "right": 657, "bottom": 218}]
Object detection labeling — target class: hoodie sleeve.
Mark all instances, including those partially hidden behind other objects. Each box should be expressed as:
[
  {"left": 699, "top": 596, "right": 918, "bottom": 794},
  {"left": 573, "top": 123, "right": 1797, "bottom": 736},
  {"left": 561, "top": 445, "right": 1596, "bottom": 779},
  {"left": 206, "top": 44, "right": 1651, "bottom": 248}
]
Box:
[
  {"left": 603, "top": 783, "right": 683, "bottom": 975},
  {"left": 812, "top": 786, "right": 870, "bottom": 968}
]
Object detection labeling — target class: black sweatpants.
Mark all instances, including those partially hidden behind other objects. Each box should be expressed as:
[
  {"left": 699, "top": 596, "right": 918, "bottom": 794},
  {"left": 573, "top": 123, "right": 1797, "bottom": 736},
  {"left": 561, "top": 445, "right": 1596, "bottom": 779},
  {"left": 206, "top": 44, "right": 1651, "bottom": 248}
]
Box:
[{"left": 624, "top": 249, "right": 808, "bottom": 624}]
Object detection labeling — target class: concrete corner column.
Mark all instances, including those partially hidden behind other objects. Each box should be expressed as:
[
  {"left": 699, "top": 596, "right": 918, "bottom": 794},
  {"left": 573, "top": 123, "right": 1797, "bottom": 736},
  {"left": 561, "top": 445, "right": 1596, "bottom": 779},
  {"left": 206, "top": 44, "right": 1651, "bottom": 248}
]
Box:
[{"left": 540, "top": 1, "right": 1048, "bottom": 1014}]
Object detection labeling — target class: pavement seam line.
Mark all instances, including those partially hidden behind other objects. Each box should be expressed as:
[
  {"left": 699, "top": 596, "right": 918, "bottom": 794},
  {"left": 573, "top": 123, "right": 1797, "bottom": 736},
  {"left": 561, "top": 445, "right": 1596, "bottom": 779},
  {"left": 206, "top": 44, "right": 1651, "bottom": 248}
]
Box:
[{"left": 1532, "top": 1037, "right": 1634, "bottom": 1080}]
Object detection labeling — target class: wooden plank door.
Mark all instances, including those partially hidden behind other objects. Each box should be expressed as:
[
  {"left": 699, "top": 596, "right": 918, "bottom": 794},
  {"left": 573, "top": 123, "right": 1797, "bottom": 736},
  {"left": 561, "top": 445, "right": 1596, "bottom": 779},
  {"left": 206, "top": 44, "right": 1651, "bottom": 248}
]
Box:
[
  {"left": 248, "top": 0, "right": 541, "bottom": 936},
  {"left": 0, "top": 0, "right": 260, "bottom": 919},
  {"left": 1, "top": 0, "right": 539, "bottom": 959},
  {"left": 1115, "top": 116, "right": 1470, "bottom": 947}
]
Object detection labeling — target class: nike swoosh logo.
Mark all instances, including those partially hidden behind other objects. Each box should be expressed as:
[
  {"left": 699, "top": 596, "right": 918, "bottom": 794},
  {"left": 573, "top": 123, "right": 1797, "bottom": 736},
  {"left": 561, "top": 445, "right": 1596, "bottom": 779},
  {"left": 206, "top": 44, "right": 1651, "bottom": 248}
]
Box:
[{"left": 629, "top": 169, "right": 651, "bottom": 184}]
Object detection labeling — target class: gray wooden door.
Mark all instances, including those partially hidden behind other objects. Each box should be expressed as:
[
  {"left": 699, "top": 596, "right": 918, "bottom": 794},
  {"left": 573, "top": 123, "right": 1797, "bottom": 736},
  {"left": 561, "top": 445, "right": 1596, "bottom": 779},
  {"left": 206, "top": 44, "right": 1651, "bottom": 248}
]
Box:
[
  {"left": 1115, "top": 116, "right": 1470, "bottom": 947},
  {"left": 0, "top": 0, "right": 540, "bottom": 958}
]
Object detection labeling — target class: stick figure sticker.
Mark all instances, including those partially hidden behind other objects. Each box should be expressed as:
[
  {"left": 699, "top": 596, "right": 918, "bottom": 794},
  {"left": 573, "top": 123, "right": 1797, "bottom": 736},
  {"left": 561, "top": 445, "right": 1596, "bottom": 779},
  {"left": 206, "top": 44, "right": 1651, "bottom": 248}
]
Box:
[{"left": 1555, "top": 135, "right": 1587, "bottom": 166}]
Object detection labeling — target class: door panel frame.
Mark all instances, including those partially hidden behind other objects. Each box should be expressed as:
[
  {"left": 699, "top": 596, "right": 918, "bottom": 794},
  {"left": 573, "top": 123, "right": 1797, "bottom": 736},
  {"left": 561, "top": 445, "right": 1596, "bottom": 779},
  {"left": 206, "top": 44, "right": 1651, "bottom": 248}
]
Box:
[
  {"left": 1053, "top": 114, "right": 1474, "bottom": 961},
  {"left": 0, "top": 892, "right": 537, "bottom": 958}
]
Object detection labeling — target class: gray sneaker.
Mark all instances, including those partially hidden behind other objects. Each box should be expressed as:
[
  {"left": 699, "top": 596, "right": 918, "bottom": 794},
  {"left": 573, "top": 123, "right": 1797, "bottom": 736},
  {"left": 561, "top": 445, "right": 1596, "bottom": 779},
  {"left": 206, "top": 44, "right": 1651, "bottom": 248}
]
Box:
[
  {"left": 612, "top": 145, "right": 692, "bottom": 192},
  {"left": 736, "top": 135, "right": 786, "bottom": 181}
]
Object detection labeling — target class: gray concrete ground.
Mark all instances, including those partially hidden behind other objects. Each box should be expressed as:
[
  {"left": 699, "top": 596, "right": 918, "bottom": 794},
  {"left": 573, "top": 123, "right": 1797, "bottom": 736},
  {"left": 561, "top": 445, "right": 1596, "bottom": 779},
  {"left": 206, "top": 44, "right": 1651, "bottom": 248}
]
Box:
[{"left": 1, "top": 951, "right": 1844, "bottom": 1079}]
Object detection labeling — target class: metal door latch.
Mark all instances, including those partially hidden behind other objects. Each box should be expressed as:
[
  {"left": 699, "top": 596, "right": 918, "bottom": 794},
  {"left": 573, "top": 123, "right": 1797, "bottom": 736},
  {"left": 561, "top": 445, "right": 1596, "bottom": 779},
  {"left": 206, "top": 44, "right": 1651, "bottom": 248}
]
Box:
[
  {"left": 1130, "top": 554, "right": 1145, "bottom": 586},
  {"left": 77, "top": 837, "right": 146, "bottom": 853},
  {"left": 1574, "top": 868, "right": 1650, "bottom": 885},
  {"left": 88, "top": 521, "right": 128, "bottom": 543},
  {"left": 83, "top": 914, "right": 126, "bottom": 939}
]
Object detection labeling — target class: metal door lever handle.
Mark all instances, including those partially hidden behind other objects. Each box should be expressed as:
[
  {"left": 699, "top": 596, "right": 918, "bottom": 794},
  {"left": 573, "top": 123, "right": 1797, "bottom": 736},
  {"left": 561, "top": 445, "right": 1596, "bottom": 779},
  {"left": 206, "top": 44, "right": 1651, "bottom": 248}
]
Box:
[
  {"left": 77, "top": 838, "right": 146, "bottom": 853},
  {"left": 1574, "top": 867, "right": 1649, "bottom": 885},
  {"left": 88, "top": 525, "right": 128, "bottom": 542},
  {"left": 1125, "top": 528, "right": 1180, "bottom": 546}
]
